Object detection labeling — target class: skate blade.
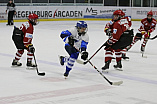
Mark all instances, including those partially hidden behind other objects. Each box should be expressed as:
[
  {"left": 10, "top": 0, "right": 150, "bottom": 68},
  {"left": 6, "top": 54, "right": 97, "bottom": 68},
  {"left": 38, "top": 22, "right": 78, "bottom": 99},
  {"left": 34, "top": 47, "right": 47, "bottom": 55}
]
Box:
[
  {"left": 102, "top": 70, "right": 109, "bottom": 73},
  {"left": 26, "top": 67, "right": 36, "bottom": 70},
  {"left": 142, "top": 56, "right": 147, "bottom": 58},
  {"left": 11, "top": 66, "right": 22, "bottom": 68},
  {"left": 64, "top": 76, "right": 68, "bottom": 79},
  {"left": 114, "top": 68, "right": 123, "bottom": 71}
]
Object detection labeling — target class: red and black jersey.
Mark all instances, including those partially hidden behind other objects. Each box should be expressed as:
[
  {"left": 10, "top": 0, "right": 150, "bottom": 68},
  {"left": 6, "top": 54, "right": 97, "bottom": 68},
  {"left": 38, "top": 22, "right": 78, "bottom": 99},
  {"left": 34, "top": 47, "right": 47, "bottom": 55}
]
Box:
[{"left": 108, "top": 17, "right": 130, "bottom": 44}]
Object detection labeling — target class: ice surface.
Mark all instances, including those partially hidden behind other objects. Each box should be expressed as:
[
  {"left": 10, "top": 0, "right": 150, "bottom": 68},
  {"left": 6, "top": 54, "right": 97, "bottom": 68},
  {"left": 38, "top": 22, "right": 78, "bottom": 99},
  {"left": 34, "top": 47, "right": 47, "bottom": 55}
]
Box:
[{"left": 0, "top": 21, "right": 157, "bottom": 104}]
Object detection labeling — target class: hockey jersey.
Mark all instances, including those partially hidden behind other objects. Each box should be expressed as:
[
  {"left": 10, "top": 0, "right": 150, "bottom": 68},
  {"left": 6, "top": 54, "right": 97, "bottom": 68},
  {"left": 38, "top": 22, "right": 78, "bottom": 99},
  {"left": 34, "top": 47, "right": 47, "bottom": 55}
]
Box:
[
  {"left": 19, "top": 21, "right": 34, "bottom": 48},
  {"left": 104, "top": 16, "right": 132, "bottom": 33},
  {"left": 61, "top": 27, "right": 89, "bottom": 51},
  {"left": 108, "top": 17, "right": 130, "bottom": 45},
  {"left": 138, "top": 18, "right": 156, "bottom": 33}
]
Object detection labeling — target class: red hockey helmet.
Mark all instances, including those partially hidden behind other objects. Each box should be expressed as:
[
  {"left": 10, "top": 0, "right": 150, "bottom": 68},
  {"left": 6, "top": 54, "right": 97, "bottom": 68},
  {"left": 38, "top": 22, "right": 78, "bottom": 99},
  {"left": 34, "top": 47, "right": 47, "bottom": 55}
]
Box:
[
  {"left": 113, "top": 10, "right": 123, "bottom": 21},
  {"left": 28, "top": 13, "right": 39, "bottom": 25},
  {"left": 147, "top": 10, "right": 153, "bottom": 16},
  {"left": 121, "top": 11, "right": 125, "bottom": 16},
  {"left": 113, "top": 10, "right": 123, "bottom": 16}
]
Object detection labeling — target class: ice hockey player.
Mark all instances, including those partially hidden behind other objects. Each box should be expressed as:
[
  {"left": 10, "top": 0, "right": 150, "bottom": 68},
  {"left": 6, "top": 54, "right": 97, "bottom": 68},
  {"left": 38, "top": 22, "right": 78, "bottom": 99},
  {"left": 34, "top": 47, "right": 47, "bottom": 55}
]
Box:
[
  {"left": 12, "top": 13, "right": 39, "bottom": 68},
  {"left": 102, "top": 10, "right": 133, "bottom": 71},
  {"left": 104, "top": 10, "right": 132, "bottom": 60},
  {"left": 126, "top": 10, "right": 156, "bottom": 52},
  {"left": 60, "top": 21, "right": 89, "bottom": 78}
]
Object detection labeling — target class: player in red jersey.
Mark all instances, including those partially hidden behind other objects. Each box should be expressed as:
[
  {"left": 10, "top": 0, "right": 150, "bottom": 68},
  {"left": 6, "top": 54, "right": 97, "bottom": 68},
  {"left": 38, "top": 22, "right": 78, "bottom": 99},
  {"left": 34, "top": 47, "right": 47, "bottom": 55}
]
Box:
[
  {"left": 126, "top": 10, "right": 156, "bottom": 52},
  {"left": 102, "top": 10, "right": 133, "bottom": 71},
  {"left": 12, "top": 13, "right": 39, "bottom": 67},
  {"left": 104, "top": 10, "right": 132, "bottom": 60}
]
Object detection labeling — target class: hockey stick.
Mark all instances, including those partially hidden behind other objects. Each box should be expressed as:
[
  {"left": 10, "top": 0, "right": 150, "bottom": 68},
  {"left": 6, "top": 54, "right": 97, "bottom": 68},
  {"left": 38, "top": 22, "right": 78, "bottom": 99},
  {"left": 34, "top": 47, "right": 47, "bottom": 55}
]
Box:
[
  {"left": 33, "top": 53, "right": 45, "bottom": 76},
  {"left": 143, "top": 35, "right": 157, "bottom": 40},
  {"left": 88, "top": 61, "right": 123, "bottom": 85},
  {"left": 149, "top": 35, "right": 157, "bottom": 40},
  {"left": 84, "top": 43, "right": 104, "bottom": 64},
  {"left": 74, "top": 46, "right": 123, "bottom": 85}
]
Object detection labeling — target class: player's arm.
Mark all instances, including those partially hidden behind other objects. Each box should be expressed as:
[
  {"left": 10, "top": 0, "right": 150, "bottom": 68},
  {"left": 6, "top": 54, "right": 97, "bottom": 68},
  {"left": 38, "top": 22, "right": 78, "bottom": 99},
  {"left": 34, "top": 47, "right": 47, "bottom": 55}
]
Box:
[
  {"left": 148, "top": 19, "right": 156, "bottom": 33},
  {"left": 23, "top": 26, "right": 35, "bottom": 52},
  {"left": 104, "top": 20, "right": 113, "bottom": 36},
  {"left": 80, "top": 40, "right": 89, "bottom": 60},
  {"left": 103, "top": 23, "right": 121, "bottom": 48},
  {"left": 60, "top": 30, "right": 76, "bottom": 46}
]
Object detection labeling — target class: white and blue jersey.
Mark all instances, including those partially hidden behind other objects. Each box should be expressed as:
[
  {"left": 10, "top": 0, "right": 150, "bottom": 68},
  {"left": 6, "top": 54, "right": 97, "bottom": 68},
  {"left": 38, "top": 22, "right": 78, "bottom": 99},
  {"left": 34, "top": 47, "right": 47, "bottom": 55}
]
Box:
[{"left": 60, "top": 27, "right": 89, "bottom": 51}]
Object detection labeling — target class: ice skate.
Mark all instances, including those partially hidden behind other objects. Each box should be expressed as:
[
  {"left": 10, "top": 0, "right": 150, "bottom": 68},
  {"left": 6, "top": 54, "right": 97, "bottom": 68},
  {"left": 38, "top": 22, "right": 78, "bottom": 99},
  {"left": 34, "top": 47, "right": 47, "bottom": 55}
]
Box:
[
  {"left": 59, "top": 56, "right": 65, "bottom": 66},
  {"left": 122, "top": 53, "right": 129, "bottom": 60},
  {"left": 102, "top": 60, "right": 110, "bottom": 72},
  {"left": 141, "top": 45, "right": 145, "bottom": 52},
  {"left": 114, "top": 61, "right": 123, "bottom": 71},
  {"left": 26, "top": 61, "right": 37, "bottom": 70},
  {"left": 12, "top": 59, "right": 22, "bottom": 67},
  {"left": 64, "top": 71, "right": 69, "bottom": 79}
]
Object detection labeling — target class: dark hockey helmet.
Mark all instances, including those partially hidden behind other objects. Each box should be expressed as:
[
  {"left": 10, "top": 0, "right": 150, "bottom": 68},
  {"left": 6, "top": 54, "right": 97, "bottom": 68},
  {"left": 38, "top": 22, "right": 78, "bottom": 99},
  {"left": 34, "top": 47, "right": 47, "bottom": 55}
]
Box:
[
  {"left": 28, "top": 13, "right": 39, "bottom": 25},
  {"left": 76, "top": 21, "right": 88, "bottom": 35}
]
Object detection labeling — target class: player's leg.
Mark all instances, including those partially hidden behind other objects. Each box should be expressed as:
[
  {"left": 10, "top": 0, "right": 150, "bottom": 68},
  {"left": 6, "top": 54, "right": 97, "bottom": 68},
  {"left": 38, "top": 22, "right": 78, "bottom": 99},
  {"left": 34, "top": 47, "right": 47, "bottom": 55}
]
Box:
[
  {"left": 114, "top": 49, "right": 122, "bottom": 70},
  {"left": 141, "top": 38, "right": 148, "bottom": 52},
  {"left": 12, "top": 49, "right": 24, "bottom": 66},
  {"left": 27, "top": 51, "right": 36, "bottom": 67},
  {"left": 63, "top": 45, "right": 79, "bottom": 77},
  {"left": 126, "top": 33, "right": 142, "bottom": 51},
  {"left": 102, "top": 48, "right": 114, "bottom": 71}
]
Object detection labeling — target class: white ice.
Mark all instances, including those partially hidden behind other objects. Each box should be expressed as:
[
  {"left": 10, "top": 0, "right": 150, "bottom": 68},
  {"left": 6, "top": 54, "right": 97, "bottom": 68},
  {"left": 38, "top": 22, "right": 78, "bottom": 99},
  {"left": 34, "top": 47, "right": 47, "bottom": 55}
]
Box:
[{"left": 0, "top": 20, "right": 157, "bottom": 104}]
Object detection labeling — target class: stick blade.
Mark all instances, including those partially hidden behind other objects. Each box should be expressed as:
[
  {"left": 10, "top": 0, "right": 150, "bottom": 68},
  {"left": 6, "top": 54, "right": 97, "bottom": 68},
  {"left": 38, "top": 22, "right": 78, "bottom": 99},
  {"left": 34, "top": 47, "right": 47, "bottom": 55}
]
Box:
[
  {"left": 112, "top": 81, "right": 123, "bottom": 86},
  {"left": 38, "top": 72, "right": 45, "bottom": 76}
]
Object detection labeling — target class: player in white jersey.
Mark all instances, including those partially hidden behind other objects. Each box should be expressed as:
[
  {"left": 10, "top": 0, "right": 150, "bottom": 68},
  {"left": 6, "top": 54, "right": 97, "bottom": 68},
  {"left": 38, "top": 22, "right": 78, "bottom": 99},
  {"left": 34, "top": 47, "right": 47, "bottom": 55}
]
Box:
[{"left": 60, "top": 21, "right": 89, "bottom": 78}]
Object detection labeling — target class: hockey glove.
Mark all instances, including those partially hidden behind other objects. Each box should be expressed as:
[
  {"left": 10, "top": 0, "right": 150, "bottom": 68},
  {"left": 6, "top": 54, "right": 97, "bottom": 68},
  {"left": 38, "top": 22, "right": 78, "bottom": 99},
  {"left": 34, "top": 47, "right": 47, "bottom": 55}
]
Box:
[
  {"left": 148, "top": 29, "right": 153, "bottom": 33},
  {"left": 144, "top": 32, "right": 150, "bottom": 39},
  {"left": 81, "top": 51, "right": 88, "bottom": 60},
  {"left": 28, "top": 44, "right": 35, "bottom": 53},
  {"left": 105, "top": 29, "right": 112, "bottom": 36},
  {"left": 68, "top": 36, "right": 75, "bottom": 46}
]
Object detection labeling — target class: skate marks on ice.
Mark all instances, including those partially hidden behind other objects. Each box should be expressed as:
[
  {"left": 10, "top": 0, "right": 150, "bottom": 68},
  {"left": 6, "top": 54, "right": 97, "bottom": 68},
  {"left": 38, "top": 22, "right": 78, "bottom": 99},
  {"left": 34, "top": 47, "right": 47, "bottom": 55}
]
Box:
[
  {"left": 127, "top": 50, "right": 157, "bottom": 58},
  {"left": 0, "top": 84, "right": 112, "bottom": 104},
  {"left": 1, "top": 52, "right": 157, "bottom": 85}
]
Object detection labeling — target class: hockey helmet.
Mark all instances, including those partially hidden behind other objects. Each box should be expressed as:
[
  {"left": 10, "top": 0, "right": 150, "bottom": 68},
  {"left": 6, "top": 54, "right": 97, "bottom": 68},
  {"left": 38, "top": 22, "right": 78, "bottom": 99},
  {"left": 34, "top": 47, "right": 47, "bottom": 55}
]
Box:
[
  {"left": 76, "top": 21, "right": 87, "bottom": 29},
  {"left": 113, "top": 10, "right": 123, "bottom": 21},
  {"left": 121, "top": 10, "right": 125, "bottom": 16},
  {"left": 113, "top": 10, "right": 123, "bottom": 16},
  {"left": 147, "top": 10, "right": 153, "bottom": 16},
  {"left": 28, "top": 13, "right": 39, "bottom": 25},
  {"left": 76, "top": 21, "right": 88, "bottom": 35}
]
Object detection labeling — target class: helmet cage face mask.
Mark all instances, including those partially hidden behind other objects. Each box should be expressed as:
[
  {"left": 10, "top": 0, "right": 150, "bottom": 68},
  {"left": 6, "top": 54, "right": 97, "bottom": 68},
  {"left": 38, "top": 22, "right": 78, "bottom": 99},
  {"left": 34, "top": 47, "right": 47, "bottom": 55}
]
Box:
[
  {"left": 112, "top": 10, "right": 123, "bottom": 21},
  {"left": 76, "top": 21, "right": 88, "bottom": 35},
  {"left": 28, "top": 14, "right": 39, "bottom": 25},
  {"left": 113, "top": 15, "right": 121, "bottom": 21},
  {"left": 30, "top": 18, "right": 39, "bottom": 25},
  {"left": 77, "top": 27, "right": 88, "bottom": 35}
]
